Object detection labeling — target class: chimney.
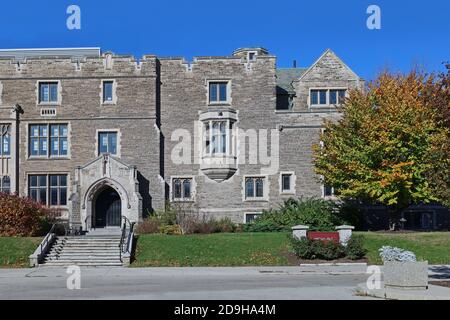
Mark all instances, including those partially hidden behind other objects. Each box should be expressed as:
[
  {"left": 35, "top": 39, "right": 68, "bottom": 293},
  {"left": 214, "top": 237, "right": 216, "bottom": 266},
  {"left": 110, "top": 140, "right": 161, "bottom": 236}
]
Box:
[{"left": 293, "top": 60, "right": 297, "bottom": 68}]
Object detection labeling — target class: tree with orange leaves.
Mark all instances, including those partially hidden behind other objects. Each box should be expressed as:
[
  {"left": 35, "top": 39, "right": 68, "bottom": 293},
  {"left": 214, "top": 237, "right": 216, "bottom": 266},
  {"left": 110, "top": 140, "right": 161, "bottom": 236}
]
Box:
[{"left": 313, "top": 67, "right": 449, "bottom": 230}]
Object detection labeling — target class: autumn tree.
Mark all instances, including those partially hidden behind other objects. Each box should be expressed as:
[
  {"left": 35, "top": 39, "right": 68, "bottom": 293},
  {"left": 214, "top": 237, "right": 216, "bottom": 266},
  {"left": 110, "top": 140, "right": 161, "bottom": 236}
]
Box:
[{"left": 313, "top": 69, "right": 449, "bottom": 229}]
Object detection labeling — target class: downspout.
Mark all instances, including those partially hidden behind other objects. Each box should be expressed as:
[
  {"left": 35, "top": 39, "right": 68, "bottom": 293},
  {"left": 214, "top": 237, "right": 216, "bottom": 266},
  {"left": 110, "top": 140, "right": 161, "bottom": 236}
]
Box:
[{"left": 12, "top": 104, "right": 23, "bottom": 194}]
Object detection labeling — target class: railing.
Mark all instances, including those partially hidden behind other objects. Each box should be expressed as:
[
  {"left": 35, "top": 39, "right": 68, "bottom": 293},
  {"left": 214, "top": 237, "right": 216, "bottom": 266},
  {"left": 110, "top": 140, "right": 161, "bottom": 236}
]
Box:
[
  {"left": 31, "top": 222, "right": 69, "bottom": 266},
  {"left": 119, "top": 216, "right": 135, "bottom": 263},
  {"left": 39, "top": 224, "right": 56, "bottom": 255}
]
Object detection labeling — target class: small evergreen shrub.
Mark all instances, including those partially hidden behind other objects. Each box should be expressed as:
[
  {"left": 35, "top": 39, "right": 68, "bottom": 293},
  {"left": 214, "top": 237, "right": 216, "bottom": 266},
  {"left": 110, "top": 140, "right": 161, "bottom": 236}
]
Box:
[{"left": 345, "top": 234, "right": 367, "bottom": 260}]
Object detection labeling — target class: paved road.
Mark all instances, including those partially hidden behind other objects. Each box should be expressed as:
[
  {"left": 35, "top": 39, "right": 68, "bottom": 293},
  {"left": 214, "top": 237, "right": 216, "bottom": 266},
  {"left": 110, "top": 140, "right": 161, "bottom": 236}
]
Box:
[{"left": 0, "top": 266, "right": 376, "bottom": 300}]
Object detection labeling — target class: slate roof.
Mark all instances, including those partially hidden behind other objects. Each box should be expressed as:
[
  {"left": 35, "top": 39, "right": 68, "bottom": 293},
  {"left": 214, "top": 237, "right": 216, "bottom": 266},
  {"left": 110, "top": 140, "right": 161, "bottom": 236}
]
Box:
[{"left": 276, "top": 68, "right": 308, "bottom": 95}]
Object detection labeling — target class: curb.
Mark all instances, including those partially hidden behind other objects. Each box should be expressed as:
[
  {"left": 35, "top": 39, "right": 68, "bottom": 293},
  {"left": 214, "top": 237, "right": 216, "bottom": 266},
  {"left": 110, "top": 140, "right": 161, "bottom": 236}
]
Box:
[{"left": 355, "top": 282, "right": 450, "bottom": 300}]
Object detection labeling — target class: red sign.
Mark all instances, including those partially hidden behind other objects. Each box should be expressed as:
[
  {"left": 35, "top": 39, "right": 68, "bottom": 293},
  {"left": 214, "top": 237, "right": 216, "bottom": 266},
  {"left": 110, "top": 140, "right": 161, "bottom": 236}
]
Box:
[{"left": 307, "top": 231, "right": 340, "bottom": 244}]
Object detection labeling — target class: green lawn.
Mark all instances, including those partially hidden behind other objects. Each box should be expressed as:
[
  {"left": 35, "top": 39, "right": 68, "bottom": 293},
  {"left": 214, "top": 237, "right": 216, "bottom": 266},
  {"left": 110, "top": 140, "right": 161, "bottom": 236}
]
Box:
[
  {"left": 133, "top": 232, "right": 291, "bottom": 267},
  {"left": 134, "top": 231, "right": 450, "bottom": 267},
  {"left": 1, "top": 232, "right": 449, "bottom": 268},
  {"left": 0, "top": 237, "right": 42, "bottom": 268},
  {"left": 355, "top": 232, "right": 450, "bottom": 265}
]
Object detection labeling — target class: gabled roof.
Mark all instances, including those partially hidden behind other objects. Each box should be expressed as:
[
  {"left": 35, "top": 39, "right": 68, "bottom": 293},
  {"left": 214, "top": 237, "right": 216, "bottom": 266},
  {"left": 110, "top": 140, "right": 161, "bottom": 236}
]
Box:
[
  {"left": 276, "top": 68, "right": 308, "bottom": 94},
  {"left": 297, "top": 48, "right": 360, "bottom": 81}
]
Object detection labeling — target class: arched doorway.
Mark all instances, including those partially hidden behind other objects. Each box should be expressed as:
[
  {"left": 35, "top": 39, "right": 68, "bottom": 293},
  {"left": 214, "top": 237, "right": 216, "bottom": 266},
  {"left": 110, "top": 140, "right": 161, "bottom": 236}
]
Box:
[{"left": 94, "top": 187, "right": 122, "bottom": 228}]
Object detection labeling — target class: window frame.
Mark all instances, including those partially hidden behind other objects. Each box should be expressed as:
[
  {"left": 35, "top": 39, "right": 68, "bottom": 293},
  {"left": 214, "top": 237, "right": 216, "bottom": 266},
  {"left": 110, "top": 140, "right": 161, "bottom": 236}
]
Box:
[
  {"left": 28, "top": 123, "right": 69, "bottom": 159},
  {"left": 28, "top": 174, "right": 69, "bottom": 207},
  {"left": 37, "top": 81, "right": 61, "bottom": 105},
  {"left": 0, "top": 124, "right": 11, "bottom": 158},
  {"left": 101, "top": 80, "right": 117, "bottom": 105},
  {"left": 247, "top": 51, "right": 258, "bottom": 62},
  {"left": 279, "top": 171, "right": 296, "bottom": 195},
  {"left": 243, "top": 175, "right": 268, "bottom": 201},
  {"left": 170, "top": 176, "right": 195, "bottom": 202},
  {"left": 309, "top": 88, "right": 347, "bottom": 108},
  {"left": 207, "top": 80, "right": 231, "bottom": 105},
  {"left": 0, "top": 176, "right": 10, "bottom": 194},
  {"left": 97, "top": 130, "right": 120, "bottom": 157},
  {"left": 202, "top": 120, "right": 234, "bottom": 157},
  {"left": 244, "top": 212, "right": 262, "bottom": 224}
]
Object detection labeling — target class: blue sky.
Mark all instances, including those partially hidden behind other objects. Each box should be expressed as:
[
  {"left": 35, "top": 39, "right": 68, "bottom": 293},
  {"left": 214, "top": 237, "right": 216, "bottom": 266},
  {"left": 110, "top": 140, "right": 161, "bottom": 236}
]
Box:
[{"left": 0, "top": 0, "right": 448, "bottom": 80}]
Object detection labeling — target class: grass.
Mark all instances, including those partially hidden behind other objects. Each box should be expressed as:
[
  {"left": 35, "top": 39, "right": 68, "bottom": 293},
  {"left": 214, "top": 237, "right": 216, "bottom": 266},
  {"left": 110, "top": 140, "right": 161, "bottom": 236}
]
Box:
[
  {"left": 133, "top": 232, "right": 291, "bottom": 267},
  {"left": 1, "top": 232, "right": 449, "bottom": 268},
  {"left": 356, "top": 232, "right": 450, "bottom": 265},
  {"left": 0, "top": 237, "right": 42, "bottom": 268}
]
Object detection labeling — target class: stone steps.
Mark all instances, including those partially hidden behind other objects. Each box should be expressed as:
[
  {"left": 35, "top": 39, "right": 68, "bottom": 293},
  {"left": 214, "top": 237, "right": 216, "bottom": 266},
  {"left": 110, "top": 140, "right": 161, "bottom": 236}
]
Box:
[{"left": 40, "top": 234, "right": 123, "bottom": 267}]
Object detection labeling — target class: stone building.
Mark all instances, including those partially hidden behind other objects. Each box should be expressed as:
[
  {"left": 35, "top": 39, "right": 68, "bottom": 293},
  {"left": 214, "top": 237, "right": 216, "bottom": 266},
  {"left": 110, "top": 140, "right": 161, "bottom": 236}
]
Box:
[{"left": 0, "top": 46, "right": 365, "bottom": 230}]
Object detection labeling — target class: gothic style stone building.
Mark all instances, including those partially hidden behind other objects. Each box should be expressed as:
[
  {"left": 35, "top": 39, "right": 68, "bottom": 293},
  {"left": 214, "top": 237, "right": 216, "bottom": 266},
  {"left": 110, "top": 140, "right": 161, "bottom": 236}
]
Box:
[{"left": 0, "top": 47, "right": 364, "bottom": 230}]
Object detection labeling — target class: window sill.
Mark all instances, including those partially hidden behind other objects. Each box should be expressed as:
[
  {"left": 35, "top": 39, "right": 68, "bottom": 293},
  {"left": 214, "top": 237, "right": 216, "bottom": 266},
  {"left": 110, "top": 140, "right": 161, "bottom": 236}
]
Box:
[
  {"left": 208, "top": 102, "right": 231, "bottom": 107},
  {"left": 38, "top": 103, "right": 61, "bottom": 107},
  {"left": 171, "top": 199, "right": 195, "bottom": 203},
  {"left": 309, "top": 104, "right": 340, "bottom": 108},
  {"left": 244, "top": 198, "right": 269, "bottom": 203},
  {"left": 280, "top": 191, "right": 296, "bottom": 196},
  {"left": 101, "top": 102, "right": 117, "bottom": 106}
]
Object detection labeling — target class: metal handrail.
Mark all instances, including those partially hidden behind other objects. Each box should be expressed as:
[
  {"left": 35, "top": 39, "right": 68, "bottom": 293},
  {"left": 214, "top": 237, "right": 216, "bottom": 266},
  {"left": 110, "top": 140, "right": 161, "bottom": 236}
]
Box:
[
  {"left": 119, "top": 216, "right": 135, "bottom": 262},
  {"left": 40, "top": 224, "right": 56, "bottom": 254}
]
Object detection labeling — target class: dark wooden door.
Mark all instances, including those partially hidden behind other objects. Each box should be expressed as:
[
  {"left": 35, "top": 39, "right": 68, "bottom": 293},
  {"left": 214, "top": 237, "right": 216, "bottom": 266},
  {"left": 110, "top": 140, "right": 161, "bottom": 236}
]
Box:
[{"left": 95, "top": 188, "right": 121, "bottom": 227}]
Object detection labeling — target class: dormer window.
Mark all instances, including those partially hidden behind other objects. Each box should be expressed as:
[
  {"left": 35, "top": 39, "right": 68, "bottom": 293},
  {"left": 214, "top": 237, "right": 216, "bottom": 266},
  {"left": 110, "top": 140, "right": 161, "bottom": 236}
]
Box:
[
  {"left": 247, "top": 51, "right": 257, "bottom": 61},
  {"left": 310, "top": 89, "right": 347, "bottom": 107}
]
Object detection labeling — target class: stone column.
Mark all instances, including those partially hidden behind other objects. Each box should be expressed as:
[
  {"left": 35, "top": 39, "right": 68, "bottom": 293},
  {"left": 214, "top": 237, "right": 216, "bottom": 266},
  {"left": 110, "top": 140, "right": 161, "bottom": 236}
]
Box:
[
  {"left": 335, "top": 225, "right": 355, "bottom": 246},
  {"left": 292, "top": 225, "right": 309, "bottom": 240}
]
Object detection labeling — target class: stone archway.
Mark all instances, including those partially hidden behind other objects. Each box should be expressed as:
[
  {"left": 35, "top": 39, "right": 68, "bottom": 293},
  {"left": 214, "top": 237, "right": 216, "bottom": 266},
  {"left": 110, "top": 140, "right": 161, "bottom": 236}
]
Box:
[
  {"left": 93, "top": 186, "right": 122, "bottom": 228},
  {"left": 74, "top": 154, "right": 143, "bottom": 231}
]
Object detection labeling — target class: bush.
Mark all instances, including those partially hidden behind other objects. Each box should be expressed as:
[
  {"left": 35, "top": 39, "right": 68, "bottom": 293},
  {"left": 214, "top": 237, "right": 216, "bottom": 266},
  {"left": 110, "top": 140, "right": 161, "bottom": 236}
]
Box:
[
  {"left": 345, "top": 234, "right": 367, "bottom": 260},
  {"left": 291, "top": 234, "right": 368, "bottom": 261},
  {"left": 216, "top": 217, "right": 237, "bottom": 233},
  {"left": 136, "top": 216, "right": 161, "bottom": 234},
  {"left": 137, "top": 207, "right": 239, "bottom": 235},
  {"left": 0, "top": 193, "right": 57, "bottom": 236},
  {"left": 245, "top": 197, "right": 344, "bottom": 232},
  {"left": 158, "top": 224, "right": 183, "bottom": 235},
  {"left": 290, "top": 236, "right": 345, "bottom": 260}
]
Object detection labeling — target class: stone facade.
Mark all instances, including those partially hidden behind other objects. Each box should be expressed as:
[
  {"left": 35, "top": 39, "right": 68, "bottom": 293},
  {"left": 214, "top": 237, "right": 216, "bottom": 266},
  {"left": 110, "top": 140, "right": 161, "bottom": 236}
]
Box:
[{"left": 0, "top": 47, "right": 363, "bottom": 228}]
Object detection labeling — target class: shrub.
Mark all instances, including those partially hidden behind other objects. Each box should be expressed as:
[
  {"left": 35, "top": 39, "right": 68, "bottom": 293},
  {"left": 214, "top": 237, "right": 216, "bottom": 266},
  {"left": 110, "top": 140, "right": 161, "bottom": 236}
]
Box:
[
  {"left": 216, "top": 217, "right": 236, "bottom": 233},
  {"left": 136, "top": 217, "right": 161, "bottom": 234},
  {"left": 379, "top": 246, "right": 417, "bottom": 262},
  {"left": 290, "top": 236, "right": 345, "bottom": 260},
  {"left": 291, "top": 234, "right": 368, "bottom": 261},
  {"left": 158, "top": 224, "right": 183, "bottom": 235},
  {"left": 245, "top": 197, "right": 344, "bottom": 232},
  {"left": 0, "top": 193, "right": 57, "bottom": 236},
  {"left": 139, "top": 204, "right": 239, "bottom": 235},
  {"left": 345, "top": 234, "right": 367, "bottom": 260}
]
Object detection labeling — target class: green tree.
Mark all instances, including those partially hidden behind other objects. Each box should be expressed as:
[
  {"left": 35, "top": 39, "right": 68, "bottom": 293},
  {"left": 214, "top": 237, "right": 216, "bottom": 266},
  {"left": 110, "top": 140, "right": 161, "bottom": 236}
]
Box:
[{"left": 313, "top": 69, "right": 449, "bottom": 229}]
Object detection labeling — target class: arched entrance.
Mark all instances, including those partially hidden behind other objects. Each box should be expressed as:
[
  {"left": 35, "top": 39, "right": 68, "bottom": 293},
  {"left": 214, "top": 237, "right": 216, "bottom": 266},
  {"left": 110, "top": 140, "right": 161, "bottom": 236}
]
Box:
[{"left": 94, "top": 187, "right": 122, "bottom": 228}]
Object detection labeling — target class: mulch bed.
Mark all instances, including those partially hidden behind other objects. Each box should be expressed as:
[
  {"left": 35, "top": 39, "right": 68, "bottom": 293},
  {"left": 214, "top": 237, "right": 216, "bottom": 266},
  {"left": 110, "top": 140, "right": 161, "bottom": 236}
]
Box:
[
  {"left": 429, "top": 281, "right": 450, "bottom": 288},
  {"left": 283, "top": 251, "right": 368, "bottom": 265}
]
